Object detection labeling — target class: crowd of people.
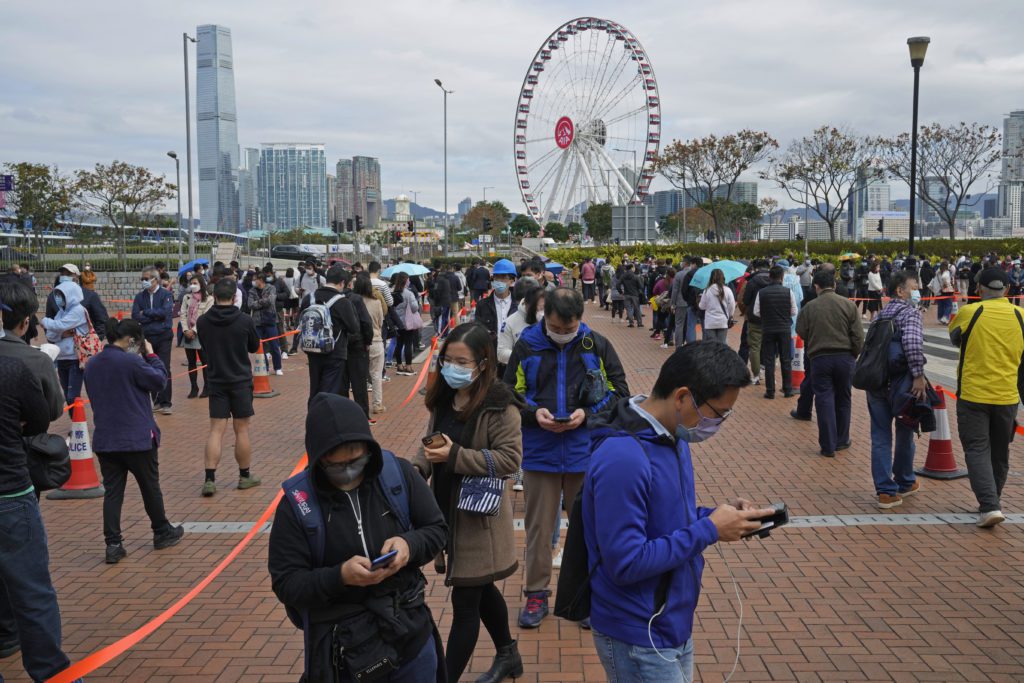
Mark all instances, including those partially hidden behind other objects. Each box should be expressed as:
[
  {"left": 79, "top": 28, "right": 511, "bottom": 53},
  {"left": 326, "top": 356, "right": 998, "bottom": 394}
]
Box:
[{"left": 0, "top": 244, "right": 1022, "bottom": 682}]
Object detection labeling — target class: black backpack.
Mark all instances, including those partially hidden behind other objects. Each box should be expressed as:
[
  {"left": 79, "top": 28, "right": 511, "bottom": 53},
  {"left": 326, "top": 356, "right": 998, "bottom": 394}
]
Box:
[{"left": 853, "top": 318, "right": 896, "bottom": 391}]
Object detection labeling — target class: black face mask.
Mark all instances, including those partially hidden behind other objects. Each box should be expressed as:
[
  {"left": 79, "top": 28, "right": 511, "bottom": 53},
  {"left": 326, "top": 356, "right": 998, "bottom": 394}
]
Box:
[{"left": 320, "top": 454, "right": 370, "bottom": 487}]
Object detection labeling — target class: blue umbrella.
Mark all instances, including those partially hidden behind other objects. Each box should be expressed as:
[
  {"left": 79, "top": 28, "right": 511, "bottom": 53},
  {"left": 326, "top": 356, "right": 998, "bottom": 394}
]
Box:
[
  {"left": 545, "top": 262, "right": 565, "bottom": 275},
  {"left": 381, "top": 262, "right": 429, "bottom": 278},
  {"left": 178, "top": 258, "right": 209, "bottom": 277},
  {"left": 688, "top": 260, "right": 748, "bottom": 290}
]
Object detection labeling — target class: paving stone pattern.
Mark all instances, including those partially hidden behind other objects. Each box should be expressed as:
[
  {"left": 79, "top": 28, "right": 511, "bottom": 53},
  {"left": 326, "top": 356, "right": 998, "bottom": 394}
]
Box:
[{"left": 6, "top": 305, "right": 1024, "bottom": 682}]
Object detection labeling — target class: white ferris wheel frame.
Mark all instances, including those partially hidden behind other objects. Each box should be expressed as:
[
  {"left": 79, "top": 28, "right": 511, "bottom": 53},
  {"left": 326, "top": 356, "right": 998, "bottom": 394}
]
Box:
[{"left": 513, "top": 17, "right": 661, "bottom": 227}]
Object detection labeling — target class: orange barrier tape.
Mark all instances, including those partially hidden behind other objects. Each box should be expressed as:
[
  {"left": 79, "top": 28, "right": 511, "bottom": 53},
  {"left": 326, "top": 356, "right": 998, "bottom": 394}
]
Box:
[
  {"left": 399, "top": 336, "right": 439, "bottom": 410},
  {"left": 47, "top": 454, "right": 310, "bottom": 683},
  {"left": 936, "top": 385, "right": 1024, "bottom": 437}
]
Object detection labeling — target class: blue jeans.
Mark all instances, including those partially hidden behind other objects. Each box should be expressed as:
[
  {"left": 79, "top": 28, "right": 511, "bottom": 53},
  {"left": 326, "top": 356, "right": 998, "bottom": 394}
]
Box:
[
  {"left": 593, "top": 630, "right": 693, "bottom": 683},
  {"left": 866, "top": 390, "right": 917, "bottom": 495},
  {"left": 685, "top": 306, "right": 699, "bottom": 343},
  {"left": 0, "top": 493, "right": 70, "bottom": 682},
  {"left": 339, "top": 637, "right": 436, "bottom": 683},
  {"left": 937, "top": 296, "right": 952, "bottom": 321},
  {"left": 256, "top": 324, "right": 282, "bottom": 371},
  {"left": 55, "top": 359, "right": 82, "bottom": 405},
  {"left": 810, "top": 354, "right": 854, "bottom": 454}
]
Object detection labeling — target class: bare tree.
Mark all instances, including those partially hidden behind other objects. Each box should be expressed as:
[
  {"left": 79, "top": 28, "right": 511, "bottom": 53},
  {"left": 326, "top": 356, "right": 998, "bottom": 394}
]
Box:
[
  {"left": 758, "top": 197, "right": 780, "bottom": 241},
  {"left": 654, "top": 130, "right": 778, "bottom": 242},
  {"left": 763, "top": 126, "right": 877, "bottom": 242},
  {"left": 75, "top": 161, "right": 176, "bottom": 268},
  {"left": 873, "top": 122, "right": 1004, "bottom": 239}
]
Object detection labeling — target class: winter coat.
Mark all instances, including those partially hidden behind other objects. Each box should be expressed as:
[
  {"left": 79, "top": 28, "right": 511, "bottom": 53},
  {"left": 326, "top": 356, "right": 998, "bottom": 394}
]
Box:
[
  {"left": 83, "top": 345, "right": 167, "bottom": 453},
  {"left": 698, "top": 285, "right": 736, "bottom": 330},
  {"left": 41, "top": 281, "right": 89, "bottom": 361},
  {"left": 247, "top": 285, "right": 278, "bottom": 326},
  {"left": 131, "top": 285, "right": 174, "bottom": 339},
  {"left": 412, "top": 383, "right": 522, "bottom": 587}
]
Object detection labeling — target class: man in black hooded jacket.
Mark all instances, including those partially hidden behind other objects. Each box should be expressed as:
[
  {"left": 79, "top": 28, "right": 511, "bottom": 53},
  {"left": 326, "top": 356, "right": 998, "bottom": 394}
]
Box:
[{"left": 269, "top": 394, "right": 448, "bottom": 683}]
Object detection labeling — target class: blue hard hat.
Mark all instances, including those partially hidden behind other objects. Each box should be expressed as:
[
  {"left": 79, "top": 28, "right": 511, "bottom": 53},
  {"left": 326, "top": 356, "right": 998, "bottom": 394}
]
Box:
[{"left": 493, "top": 259, "right": 517, "bottom": 276}]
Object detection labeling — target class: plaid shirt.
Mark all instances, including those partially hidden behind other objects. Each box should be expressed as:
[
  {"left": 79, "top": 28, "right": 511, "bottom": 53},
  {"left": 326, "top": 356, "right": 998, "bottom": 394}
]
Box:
[{"left": 878, "top": 298, "right": 926, "bottom": 378}]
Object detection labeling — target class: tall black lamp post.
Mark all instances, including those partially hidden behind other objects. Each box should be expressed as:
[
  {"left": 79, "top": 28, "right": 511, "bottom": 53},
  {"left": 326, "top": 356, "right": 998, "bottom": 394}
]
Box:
[{"left": 907, "top": 36, "right": 930, "bottom": 255}]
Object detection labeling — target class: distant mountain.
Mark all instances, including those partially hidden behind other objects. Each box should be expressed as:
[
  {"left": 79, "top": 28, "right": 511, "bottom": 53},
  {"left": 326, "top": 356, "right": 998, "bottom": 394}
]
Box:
[{"left": 382, "top": 199, "right": 445, "bottom": 220}]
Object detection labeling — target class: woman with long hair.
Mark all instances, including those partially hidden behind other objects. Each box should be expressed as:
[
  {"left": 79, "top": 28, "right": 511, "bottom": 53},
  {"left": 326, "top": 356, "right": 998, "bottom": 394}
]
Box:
[
  {"left": 392, "top": 272, "right": 423, "bottom": 376},
  {"left": 866, "top": 261, "right": 883, "bottom": 321},
  {"left": 698, "top": 267, "right": 735, "bottom": 344},
  {"left": 181, "top": 274, "right": 213, "bottom": 398},
  {"left": 413, "top": 323, "right": 523, "bottom": 683}
]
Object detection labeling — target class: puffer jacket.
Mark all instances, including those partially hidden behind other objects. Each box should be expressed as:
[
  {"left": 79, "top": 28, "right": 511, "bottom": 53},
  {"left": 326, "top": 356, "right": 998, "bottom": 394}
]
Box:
[{"left": 41, "top": 281, "right": 90, "bottom": 361}]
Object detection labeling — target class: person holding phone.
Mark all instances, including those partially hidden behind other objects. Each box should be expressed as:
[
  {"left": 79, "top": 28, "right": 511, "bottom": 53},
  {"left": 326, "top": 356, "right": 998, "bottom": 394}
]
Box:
[
  {"left": 269, "top": 393, "right": 447, "bottom": 683},
  {"left": 412, "top": 323, "right": 524, "bottom": 683}
]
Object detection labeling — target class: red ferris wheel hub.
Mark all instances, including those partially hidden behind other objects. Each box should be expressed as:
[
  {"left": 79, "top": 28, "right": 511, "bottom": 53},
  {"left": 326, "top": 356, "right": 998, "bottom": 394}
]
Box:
[{"left": 555, "top": 117, "right": 574, "bottom": 149}]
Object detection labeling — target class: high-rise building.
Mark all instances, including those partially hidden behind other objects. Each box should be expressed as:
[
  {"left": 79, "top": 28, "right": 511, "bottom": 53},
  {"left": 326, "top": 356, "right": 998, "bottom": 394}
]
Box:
[
  {"left": 458, "top": 197, "right": 472, "bottom": 217},
  {"left": 352, "top": 156, "right": 382, "bottom": 228},
  {"left": 196, "top": 24, "right": 240, "bottom": 232},
  {"left": 918, "top": 175, "right": 947, "bottom": 224},
  {"left": 326, "top": 173, "right": 336, "bottom": 226},
  {"left": 257, "top": 143, "right": 328, "bottom": 231},
  {"left": 1000, "top": 182, "right": 1023, "bottom": 230},
  {"left": 997, "top": 111, "right": 1024, "bottom": 229},
  {"left": 238, "top": 147, "right": 260, "bottom": 232},
  {"left": 335, "top": 159, "right": 355, "bottom": 228},
  {"left": 650, "top": 190, "right": 682, "bottom": 219},
  {"left": 713, "top": 181, "right": 757, "bottom": 205}
]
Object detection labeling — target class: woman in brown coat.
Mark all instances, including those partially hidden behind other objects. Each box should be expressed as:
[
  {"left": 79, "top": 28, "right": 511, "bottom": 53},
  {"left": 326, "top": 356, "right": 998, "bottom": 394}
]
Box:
[{"left": 413, "top": 322, "right": 523, "bottom": 683}]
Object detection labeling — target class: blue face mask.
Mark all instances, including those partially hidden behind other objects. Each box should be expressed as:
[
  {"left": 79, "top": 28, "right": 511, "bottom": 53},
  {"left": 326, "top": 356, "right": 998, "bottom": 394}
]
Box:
[
  {"left": 59, "top": 275, "right": 73, "bottom": 283},
  {"left": 910, "top": 290, "right": 921, "bottom": 305},
  {"left": 675, "top": 394, "right": 725, "bottom": 443},
  {"left": 441, "top": 364, "right": 476, "bottom": 389},
  {"left": 492, "top": 281, "right": 510, "bottom": 295}
]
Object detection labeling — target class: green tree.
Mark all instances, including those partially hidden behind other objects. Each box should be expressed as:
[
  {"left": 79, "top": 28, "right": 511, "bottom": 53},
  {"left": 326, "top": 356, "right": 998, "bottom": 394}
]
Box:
[
  {"left": 582, "top": 202, "right": 613, "bottom": 242},
  {"left": 509, "top": 213, "right": 540, "bottom": 237},
  {"left": 2, "top": 162, "right": 74, "bottom": 255},
  {"left": 655, "top": 130, "right": 777, "bottom": 241},
  {"left": 75, "top": 161, "right": 177, "bottom": 267},
  {"left": 567, "top": 221, "right": 584, "bottom": 241},
  {"left": 544, "top": 221, "right": 569, "bottom": 242}
]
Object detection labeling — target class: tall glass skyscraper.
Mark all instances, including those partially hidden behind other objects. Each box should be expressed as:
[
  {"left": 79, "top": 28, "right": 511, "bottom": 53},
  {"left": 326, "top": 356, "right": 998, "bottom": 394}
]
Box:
[
  {"left": 196, "top": 24, "right": 240, "bottom": 233},
  {"left": 238, "top": 147, "right": 260, "bottom": 232},
  {"left": 258, "top": 144, "right": 328, "bottom": 231}
]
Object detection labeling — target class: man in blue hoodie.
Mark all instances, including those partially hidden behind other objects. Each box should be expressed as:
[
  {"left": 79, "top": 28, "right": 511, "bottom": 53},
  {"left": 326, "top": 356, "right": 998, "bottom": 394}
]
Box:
[
  {"left": 503, "top": 287, "right": 628, "bottom": 628},
  {"left": 40, "top": 280, "right": 90, "bottom": 404},
  {"left": 131, "top": 265, "right": 174, "bottom": 414},
  {"left": 585, "top": 342, "right": 773, "bottom": 682}
]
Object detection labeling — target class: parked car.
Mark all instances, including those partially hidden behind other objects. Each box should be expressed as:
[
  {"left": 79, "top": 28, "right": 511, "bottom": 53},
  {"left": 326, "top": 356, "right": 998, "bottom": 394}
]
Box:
[{"left": 270, "top": 244, "right": 320, "bottom": 261}]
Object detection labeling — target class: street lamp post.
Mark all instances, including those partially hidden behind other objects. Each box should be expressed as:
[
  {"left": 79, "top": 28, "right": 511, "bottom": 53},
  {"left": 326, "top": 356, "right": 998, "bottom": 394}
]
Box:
[
  {"left": 434, "top": 79, "right": 453, "bottom": 256},
  {"left": 907, "top": 36, "right": 930, "bottom": 255},
  {"left": 167, "top": 151, "right": 183, "bottom": 269},
  {"left": 183, "top": 32, "right": 197, "bottom": 260},
  {"left": 482, "top": 186, "right": 494, "bottom": 202}
]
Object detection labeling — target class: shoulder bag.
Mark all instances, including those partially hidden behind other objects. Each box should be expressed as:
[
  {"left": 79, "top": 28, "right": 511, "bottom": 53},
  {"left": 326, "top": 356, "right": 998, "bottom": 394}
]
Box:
[
  {"left": 74, "top": 310, "right": 104, "bottom": 369},
  {"left": 457, "top": 448, "right": 504, "bottom": 516}
]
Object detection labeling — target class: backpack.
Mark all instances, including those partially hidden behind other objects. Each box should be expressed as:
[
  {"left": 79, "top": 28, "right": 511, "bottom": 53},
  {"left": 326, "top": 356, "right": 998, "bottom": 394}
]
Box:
[
  {"left": 280, "top": 451, "right": 412, "bottom": 669},
  {"left": 554, "top": 436, "right": 671, "bottom": 623},
  {"left": 853, "top": 317, "right": 897, "bottom": 391},
  {"left": 297, "top": 294, "right": 344, "bottom": 354}
]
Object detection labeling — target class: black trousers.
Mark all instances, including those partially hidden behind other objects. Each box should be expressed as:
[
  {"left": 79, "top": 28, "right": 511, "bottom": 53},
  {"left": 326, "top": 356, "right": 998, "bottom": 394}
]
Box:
[
  {"left": 760, "top": 330, "right": 793, "bottom": 394},
  {"left": 146, "top": 331, "right": 173, "bottom": 407},
  {"left": 185, "top": 346, "right": 208, "bottom": 392},
  {"left": 957, "top": 400, "right": 1018, "bottom": 513},
  {"left": 96, "top": 447, "right": 171, "bottom": 546},
  {"left": 308, "top": 354, "right": 344, "bottom": 404},
  {"left": 340, "top": 349, "right": 371, "bottom": 418}
]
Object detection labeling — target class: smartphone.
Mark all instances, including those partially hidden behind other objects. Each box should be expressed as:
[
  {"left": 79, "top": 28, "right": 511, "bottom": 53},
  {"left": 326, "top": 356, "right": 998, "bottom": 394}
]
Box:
[
  {"left": 553, "top": 416, "right": 572, "bottom": 423},
  {"left": 742, "top": 502, "right": 790, "bottom": 539},
  {"left": 370, "top": 549, "right": 398, "bottom": 570},
  {"left": 421, "top": 432, "right": 444, "bottom": 448}
]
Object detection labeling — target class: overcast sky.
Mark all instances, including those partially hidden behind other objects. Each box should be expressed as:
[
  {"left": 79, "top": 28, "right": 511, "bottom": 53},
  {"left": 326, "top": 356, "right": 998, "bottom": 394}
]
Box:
[{"left": 2, "top": 0, "right": 1022, "bottom": 219}]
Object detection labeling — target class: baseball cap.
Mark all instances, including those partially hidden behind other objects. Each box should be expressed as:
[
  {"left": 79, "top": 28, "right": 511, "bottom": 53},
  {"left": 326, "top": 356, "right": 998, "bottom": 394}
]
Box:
[
  {"left": 976, "top": 267, "right": 1008, "bottom": 290},
  {"left": 60, "top": 263, "right": 81, "bottom": 276}
]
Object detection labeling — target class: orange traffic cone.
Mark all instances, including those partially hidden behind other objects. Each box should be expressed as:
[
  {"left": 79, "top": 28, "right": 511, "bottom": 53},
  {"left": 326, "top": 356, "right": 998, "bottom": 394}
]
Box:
[
  {"left": 422, "top": 293, "right": 431, "bottom": 314},
  {"left": 425, "top": 342, "right": 441, "bottom": 392},
  {"left": 47, "top": 398, "right": 105, "bottom": 499},
  {"left": 916, "top": 385, "right": 968, "bottom": 479},
  {"left": 791, "top": 335, "right": 806, "bottom": 392},
  {"left": 252, "top": 343, "right": 280, "bottom": 399}
]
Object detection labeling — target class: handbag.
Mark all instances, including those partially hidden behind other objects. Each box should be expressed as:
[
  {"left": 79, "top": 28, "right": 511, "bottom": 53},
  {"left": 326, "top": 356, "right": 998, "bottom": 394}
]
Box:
[
  {"left": 73, "top": 310, "right": 104, "bottom": 369},
  {"left": 403, "top": 301, "right": 424, "bottom": 331},
  {"left": 457, "top": 449, "right": 504, "bottom": 516},
  {"left": 718, "top": 296, "right": 736, "bottom": 329},
  {"left": 24, "top": 433, "right": 71, "bottom": 492}
]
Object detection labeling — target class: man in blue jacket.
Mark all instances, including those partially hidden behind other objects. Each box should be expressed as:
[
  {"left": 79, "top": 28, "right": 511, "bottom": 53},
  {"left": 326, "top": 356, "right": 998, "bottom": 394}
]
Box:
[
  {"left": 131, "top": 265, "right": 175, "bottom": 414},
  {"left": 584, "top": 342, "right": 773, "bottom": 682},
  {"left": 503, "top": 287, "right": 628, "bottom": 628}
]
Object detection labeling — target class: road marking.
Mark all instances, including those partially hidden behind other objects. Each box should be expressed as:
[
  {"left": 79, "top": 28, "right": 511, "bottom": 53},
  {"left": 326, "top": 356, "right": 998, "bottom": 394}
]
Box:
[{"left": 184, "top": 514, "right": 1023, "bottom": 535}]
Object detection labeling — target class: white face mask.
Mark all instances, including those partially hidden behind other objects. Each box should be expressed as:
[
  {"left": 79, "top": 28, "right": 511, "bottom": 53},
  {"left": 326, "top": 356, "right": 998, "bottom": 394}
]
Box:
[
  {"left": 189, "top": 283, "right": 201, "bottom": 293},
  {"left": 546, "top": 326, "right": 578, "bottom": 346}
]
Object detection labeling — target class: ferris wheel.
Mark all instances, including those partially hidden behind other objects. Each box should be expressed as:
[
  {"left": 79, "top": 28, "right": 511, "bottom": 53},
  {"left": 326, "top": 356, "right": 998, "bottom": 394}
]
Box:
[{"left": 514, "top": 17, "right": 661, "bottom": 227}]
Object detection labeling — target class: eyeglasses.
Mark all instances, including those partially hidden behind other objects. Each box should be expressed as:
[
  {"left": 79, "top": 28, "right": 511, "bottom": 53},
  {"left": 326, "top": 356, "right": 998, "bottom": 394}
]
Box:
[
  {"left": 691, "top": 394, "right": 732, "bottom": 423},
  {"left": 438, "top": 356, "right": 479, "bottom": 370}
]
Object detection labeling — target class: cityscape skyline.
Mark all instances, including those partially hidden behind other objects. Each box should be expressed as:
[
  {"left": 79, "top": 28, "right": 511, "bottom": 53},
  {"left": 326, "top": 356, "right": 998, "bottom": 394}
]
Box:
[{"left": 2, "top": 2, "right": 1023, "bottom": 226}]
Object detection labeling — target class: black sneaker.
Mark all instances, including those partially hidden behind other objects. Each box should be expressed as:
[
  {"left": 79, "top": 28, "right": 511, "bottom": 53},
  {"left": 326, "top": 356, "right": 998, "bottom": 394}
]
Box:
[
  {"left": 154, "top": 525, "right": 185, "bottom": 550},
  {"left": 783, "top": 391, "right": 795, "bottom": 398},
  {"left": 836, "top": 441, "right": 852, "bottom": 452},
  {"left": 790, "top": 409, "right": 812, "bottom": 421},
  {"left": 819, "top": 449, "right": 836, "bottom": 458},
  {"left": 763, "top": 392, "right": 775, "bottom": 399},
  {"left": 105, "top": 543, "right": 127, "bottom": 564}
]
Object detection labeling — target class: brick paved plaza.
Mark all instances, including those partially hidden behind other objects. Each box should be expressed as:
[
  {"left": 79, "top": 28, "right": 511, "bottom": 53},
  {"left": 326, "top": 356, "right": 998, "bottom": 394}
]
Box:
[{"left": 8, "top": 307, "right": 1024, "bottom": 682}]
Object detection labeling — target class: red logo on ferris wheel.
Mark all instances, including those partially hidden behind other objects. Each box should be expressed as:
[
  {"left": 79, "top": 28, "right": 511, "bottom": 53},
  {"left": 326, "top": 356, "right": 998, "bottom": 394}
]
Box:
[{"left": 555, "top": 116, "right": 574, "bottom": 149}]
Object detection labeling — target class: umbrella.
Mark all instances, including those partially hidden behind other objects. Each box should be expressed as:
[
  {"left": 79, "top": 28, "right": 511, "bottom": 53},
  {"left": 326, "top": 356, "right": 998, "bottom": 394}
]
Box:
[
  {"left": 545, "top": 262, "right": 565, "bottom": 275},
  {"left": 178, "top": 258, "right": 209, "bottom": 277},
  {"left": 381, "top": 262, "right": 429, "bottom": 278},
  {"left": 688, "top": 260, "right": 749, "bottom": 290},
  {"left": 840, "top": 252, "right": 862, "bottom": 260}
]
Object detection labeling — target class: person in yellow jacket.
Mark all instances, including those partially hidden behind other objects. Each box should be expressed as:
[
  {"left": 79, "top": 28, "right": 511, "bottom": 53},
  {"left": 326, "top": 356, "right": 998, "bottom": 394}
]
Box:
[{"left": 949, "top": 267, "right": 1024, "bottom": 528}]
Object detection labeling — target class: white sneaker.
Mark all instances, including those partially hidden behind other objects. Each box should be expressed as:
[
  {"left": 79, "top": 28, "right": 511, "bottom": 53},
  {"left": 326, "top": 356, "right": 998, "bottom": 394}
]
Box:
[
  {"left": 275, "top": 370, "right": 284, "bottom": 376},
  {"left": 977, "top": 510, "right": 1006, "bottom": 528},
  {"left": 552, "top": 549, "right": 563, "bottom": 569},
  {"left": 281, "top": 352, "right": 288, "bottom": 360}
]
